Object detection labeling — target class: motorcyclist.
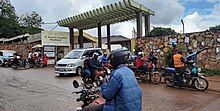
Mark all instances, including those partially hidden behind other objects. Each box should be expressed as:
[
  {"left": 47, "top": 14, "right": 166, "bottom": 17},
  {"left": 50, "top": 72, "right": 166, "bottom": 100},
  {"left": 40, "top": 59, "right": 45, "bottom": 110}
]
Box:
[
  {"left": 11, "top": 53, "right": 21, "bottom": 66},
  {"left": 187, "top": 47, "right": 208, "bottom": 64},
  {"left": 148, "top": 52, "right": 158, "bottom": 69},
  {"left": 88, "top": 53, "right": 102, "bottom": 81},
  {"left": 101, "top": 52, "right": 108, "bottom": 65},
  {"left": 83, "top": 53, "right": 92, "bottom": 77},
  {"left": 84, "top": 49, "right": 142, "bottom": 111},
  {"left": 134, "top": 52, "right": 147, "bottom": 71},
  {"left": 173, "top": 50, "right": 187, "bottom": 87}
]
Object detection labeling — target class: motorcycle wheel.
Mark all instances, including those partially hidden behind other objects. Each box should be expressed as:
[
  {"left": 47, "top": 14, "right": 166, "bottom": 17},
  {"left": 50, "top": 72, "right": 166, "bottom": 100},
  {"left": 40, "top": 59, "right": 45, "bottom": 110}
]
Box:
[
  {"left": 194, "top": 77, "right": 209, "bottom": 91},
  {"left": 150, "top": 72, "right": 161, "bottom": 84},
  {"left": 25, "top": 63, "right": 30, "bottom": 69},
  {"left": 12, "top": 65, "right": 18, "bottom": 69},
  {"left": 164, "top": 73, "right": 175, "bottom": 87}
]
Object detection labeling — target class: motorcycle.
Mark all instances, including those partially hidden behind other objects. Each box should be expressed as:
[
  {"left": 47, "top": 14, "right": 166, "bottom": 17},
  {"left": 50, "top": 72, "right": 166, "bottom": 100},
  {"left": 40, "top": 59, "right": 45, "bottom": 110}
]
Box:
[
  {"left": 72, "top": 80, "right": 105, "bottom": 111},
  {"left": 164, "top": 61, "right": 209, "bottom": 91},
  {"left": 12, "top": 59, "right": 30, "bottom": 69},
  {"left": 81, "top": 66, "right": 111, "bottom": 88},
  {"left": 29, "top": 58, "right": 44, "bottom": 68},
  {"left": 129, "top": 61, "right": 161, "bottom": 84}
]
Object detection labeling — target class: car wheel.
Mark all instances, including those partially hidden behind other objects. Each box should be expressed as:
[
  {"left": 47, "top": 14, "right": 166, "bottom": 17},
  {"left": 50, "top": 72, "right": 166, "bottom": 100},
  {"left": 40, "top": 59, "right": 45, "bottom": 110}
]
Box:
[
  {"left": 76, "top": 67, "right": 82, "bottom": 76},
  {"left": 0, "top": 60, "right": 3, "bottom": 67}
]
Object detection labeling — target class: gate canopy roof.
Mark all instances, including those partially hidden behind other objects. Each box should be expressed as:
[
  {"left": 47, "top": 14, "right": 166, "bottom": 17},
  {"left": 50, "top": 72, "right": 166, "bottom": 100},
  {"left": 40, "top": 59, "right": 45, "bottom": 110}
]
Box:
[{"left": 57, "top": 0, "right": 154, "bottom": 30}]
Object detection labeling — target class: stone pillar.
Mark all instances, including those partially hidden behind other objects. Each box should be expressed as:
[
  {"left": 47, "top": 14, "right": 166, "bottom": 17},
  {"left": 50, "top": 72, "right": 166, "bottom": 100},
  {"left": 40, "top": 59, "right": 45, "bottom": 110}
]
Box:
[
  {"left": 136, "top": 11, "right": 142, "bottom": 37},
  {"left": 145, "top": 15, "right": 150, "bottom": 36},
  {"left": 69, "top": 27, "right": 74, "bottom": 49},
  {"left": 98, "top": 23, "right": 102, "bottom": 48},
  {"left": 79, "top": 30, "right": 83, "bottom": 48},
  {"left": 107, "top": 24, "right": 111, "bottom": 51}
]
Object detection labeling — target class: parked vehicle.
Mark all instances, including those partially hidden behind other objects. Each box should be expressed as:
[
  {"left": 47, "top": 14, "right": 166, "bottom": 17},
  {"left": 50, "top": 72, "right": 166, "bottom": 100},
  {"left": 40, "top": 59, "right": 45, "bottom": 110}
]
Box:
[
  {"left": 164, "top": 61, "right": 209, "bottom": 91},
  {"left": 54, "top": 48, "right": 102, "bottom": 76},
  {"left": 29, "top": 58, "right": 44, "bottom": 68},
  {"left": 12, "top": 59, "right": 30, "bottom": 69},
  {"left": 0, "top": 50, "right": 16, "bottom": 67},
  {"left": 72, "top": 80, "right": 105, "bottom": 111}
]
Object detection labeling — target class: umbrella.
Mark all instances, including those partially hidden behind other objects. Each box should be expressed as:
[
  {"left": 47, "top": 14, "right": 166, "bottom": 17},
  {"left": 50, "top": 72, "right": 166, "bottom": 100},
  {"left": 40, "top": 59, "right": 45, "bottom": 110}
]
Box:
[{"left": 32, "top": 44, "right": 43, "bottom": 49}]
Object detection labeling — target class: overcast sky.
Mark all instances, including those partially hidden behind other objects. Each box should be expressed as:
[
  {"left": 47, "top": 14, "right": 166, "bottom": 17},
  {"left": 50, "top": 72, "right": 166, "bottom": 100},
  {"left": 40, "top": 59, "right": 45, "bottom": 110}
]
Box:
[{"left": 11, "top": 0, "right": 220, "bottom": 38}]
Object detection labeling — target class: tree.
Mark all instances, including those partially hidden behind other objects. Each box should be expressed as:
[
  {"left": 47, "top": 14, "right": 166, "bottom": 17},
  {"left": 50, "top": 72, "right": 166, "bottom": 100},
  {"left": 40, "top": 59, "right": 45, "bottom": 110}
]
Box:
[
  {"left": 148, "top": 27, "right": 177, "bottom": 37},
  {"left": 0, "top": 0, "right": 21, "bottom": 38},
  {"left": 19, "top": 11, "right": 43, "bottom": 34},
  {"left": 209, "top": 25, "right": 220, "bottom": 31}
]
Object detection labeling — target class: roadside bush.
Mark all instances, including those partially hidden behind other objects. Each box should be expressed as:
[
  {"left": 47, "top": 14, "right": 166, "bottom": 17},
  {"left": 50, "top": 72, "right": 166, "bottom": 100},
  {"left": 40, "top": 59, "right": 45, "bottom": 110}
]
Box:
[{"left": 201, "top": 68, "right": 220, "bottom": 76}]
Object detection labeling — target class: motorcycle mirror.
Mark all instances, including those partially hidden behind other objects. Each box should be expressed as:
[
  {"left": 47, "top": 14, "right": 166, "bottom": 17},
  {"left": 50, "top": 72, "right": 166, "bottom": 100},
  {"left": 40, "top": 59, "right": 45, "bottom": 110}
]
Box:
[{"left": 73, "top": 80, "right": 79, "bottom": 88}]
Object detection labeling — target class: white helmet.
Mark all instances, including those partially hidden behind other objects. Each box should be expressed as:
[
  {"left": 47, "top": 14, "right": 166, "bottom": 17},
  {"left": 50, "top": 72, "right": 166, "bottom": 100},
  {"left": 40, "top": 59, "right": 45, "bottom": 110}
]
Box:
[
  {"left": 92, "top": 52, "right": 99, "bottom": 58},
  {"left": 138, "top": 52, "right": 144, "bottom": 56}
]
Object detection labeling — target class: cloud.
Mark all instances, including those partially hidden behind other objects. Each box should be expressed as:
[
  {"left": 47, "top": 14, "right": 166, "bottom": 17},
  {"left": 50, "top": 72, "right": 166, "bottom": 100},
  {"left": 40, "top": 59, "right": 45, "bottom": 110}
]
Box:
[{"left": 10, "top": 0, "right": 184, "bottom": 38}]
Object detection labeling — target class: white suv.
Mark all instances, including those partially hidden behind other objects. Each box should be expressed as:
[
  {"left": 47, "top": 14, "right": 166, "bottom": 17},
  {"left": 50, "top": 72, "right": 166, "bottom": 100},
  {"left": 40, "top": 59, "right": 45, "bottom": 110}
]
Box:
[{"left": 54, "top": 48, "right": 102, "bottom": 76}]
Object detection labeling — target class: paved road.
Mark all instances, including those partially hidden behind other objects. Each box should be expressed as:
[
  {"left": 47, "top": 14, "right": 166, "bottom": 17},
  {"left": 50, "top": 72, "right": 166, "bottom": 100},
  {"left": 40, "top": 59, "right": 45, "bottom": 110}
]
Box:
[{"left": 1, "top": 67, "right": 220, "bottom": 111}]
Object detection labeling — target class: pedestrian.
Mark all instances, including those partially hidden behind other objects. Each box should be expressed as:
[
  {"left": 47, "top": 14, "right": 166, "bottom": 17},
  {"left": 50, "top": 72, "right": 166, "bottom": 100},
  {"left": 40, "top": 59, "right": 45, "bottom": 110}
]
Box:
[
  {"left": 43, "top": 54, "right": 48, "bottom": 67},
  {"left": 84, "top": 49, "right": 142, "bottom": 111}
]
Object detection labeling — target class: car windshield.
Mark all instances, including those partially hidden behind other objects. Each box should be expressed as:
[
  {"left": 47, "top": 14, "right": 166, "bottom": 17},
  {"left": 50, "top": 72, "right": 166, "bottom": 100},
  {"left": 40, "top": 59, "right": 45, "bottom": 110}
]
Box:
[
  {"left": 64, "top": 50, "right": 83, "bottom": 59},
  {"left": 0, "top": 50, "right": 16, "bottom": 56}
]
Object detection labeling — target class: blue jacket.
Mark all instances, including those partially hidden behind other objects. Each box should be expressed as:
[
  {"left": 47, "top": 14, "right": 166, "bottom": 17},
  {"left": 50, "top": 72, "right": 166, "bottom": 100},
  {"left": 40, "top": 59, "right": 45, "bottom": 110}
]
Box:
[
  {"left": 101, "top": 55, "right": 108, "bottom": 64},
  {"left": 101, "top": 65, "right": 142, "bottom": 111}
]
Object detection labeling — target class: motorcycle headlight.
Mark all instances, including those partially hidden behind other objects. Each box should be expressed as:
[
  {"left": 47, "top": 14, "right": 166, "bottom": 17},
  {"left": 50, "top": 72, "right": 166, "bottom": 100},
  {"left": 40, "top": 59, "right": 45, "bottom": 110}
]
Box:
[
  {"left": 67, "top": 63, "right": 75, "bottom": 67},
  {"left": 197, "top": 68, "right": 201, "bottom": 73},
  {"left": 107, "top": 69, "right": 111, "bottom": 74}
]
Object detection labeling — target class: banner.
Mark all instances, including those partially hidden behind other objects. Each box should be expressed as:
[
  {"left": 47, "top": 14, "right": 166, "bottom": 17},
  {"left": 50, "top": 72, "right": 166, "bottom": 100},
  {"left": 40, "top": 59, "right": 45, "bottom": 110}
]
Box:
[{"left": 41, "top": 31, "right": 70, "bottom": 46}]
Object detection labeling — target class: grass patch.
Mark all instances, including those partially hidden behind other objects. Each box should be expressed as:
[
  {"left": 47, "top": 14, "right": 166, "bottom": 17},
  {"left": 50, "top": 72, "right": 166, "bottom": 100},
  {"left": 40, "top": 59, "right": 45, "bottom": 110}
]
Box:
[{"left": 201, "top": 68, "right": 220, "bottom": 76}]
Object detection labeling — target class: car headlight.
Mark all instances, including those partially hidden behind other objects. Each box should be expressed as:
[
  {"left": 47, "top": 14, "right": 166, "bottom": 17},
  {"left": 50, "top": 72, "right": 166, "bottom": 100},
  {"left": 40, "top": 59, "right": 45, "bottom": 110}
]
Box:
[{"left": 67, "top": 63, "right": 75, "bottom": 67}]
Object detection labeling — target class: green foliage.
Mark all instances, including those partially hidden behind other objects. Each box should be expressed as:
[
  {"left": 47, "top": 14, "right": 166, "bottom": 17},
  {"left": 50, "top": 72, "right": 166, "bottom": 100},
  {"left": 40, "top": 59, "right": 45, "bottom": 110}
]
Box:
[
  {"left": 19, "top": 11, "right": 43, "bottom": 28},
  {"left": 148, "top": 27, "right": 177, "bottom": 37},
  {"left": 0, "top": 0, "right": 22, "bottom": 38},
  {"left": 19, "top": 11, "right": 43, "bottom": 34},
  {"left": 201, "top": 68, "right": 220, "bottom": 76},
  {"left": 209, "top": 25, "right": 220, "bottom": 31},
  {"left": 163, "top": 45, "right": 187, "bottom": 67}
]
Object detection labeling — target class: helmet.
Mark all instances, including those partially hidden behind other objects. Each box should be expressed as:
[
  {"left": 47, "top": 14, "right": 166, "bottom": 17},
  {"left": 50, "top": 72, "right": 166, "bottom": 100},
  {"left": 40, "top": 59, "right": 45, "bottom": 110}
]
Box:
[
  {"left": 177, "top": 50, "right": 182, "bottom": 55},
  {"left": 108, "top": 49, "right": 129, "bottom": 67},
  {"left": 138, "top": 52, "right": 144, "bottom": 56},
  {"left": 92, "top": 52, "right": 99, "bottom": 59},
  {"left": 188, "top": 49, "right": 193, "bottom": 54}
]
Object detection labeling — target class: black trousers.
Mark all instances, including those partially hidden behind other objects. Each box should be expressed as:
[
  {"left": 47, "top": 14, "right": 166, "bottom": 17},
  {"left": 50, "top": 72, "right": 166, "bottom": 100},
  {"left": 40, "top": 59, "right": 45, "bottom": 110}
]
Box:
[{"left": 83, "top": 104, "right": 104, "bottom": 111}]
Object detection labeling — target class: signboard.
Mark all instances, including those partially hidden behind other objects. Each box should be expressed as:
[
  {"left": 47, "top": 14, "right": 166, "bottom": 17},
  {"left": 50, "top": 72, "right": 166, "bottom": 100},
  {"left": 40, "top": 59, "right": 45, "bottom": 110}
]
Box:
[
  {"left": 41, "top": 31, "right": 70, "bottom": 46},
  {"left": 44, "top": 46, "right": 55, "bottom": 51},
  {"left": 44, "top": 52, "right": 55, "bottom": 57},
  {"left": 47, "top": 59, "right": 55, "bottom": 64}
]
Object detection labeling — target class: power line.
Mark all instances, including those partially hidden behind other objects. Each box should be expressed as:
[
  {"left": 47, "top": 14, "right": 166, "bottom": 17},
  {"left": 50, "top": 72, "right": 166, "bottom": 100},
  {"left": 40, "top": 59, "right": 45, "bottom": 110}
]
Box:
[{"left": 50, "top": 24, "right": 59, "bottom": 31}]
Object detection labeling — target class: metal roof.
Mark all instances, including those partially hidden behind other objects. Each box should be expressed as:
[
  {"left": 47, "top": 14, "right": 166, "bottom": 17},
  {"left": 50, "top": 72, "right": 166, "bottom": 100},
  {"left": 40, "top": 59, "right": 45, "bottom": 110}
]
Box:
[{"left": 57, "top": 0, "right": 154, "bottom": 30}]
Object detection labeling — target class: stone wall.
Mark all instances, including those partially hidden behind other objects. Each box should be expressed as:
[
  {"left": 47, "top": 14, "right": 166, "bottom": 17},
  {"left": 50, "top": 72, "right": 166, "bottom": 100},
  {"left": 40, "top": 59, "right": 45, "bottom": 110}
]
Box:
[
  {"left": 0, "top": 43, "right": 37, "bottom": 59},
  {"left": 136, "top": 30, "right": 220, "bottom": 70}
]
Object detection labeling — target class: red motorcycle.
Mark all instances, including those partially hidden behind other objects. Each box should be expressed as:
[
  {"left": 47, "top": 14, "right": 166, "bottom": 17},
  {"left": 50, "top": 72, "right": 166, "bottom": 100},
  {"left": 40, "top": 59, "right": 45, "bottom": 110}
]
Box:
[{"left": 72, "top": 80, "right": 105, "bottom": 111}]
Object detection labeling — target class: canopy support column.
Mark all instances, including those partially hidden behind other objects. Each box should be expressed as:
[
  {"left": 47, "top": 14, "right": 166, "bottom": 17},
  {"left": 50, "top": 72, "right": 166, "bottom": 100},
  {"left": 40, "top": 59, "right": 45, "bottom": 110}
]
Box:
[
  {"left": 107, "top": 24, "right": 111, "bottom": 51},
  {"left": 98, "top": 23, "right": 102, "bottom": 48},
  {"left": 69, "top": 27, "right": 74, "bottom": 49},
  {"left": 144, "top": 15, "right": 150, "bottom": 36},
  {"left": 136, "top": 11, "right": 142, "bottom": 37},
  {"left": 79, "top": 30, "right": 83, "bottom": 48}
]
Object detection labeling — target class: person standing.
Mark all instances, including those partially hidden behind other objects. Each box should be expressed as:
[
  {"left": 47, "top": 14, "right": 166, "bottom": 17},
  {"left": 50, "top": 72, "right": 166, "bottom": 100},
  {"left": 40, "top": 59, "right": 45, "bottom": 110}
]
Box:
[
  {"left": 43, "top": 54, "right": 48, "bottom": 67},
  {"left": 84, "top": 49, "right": 142, "bottom": 111}
]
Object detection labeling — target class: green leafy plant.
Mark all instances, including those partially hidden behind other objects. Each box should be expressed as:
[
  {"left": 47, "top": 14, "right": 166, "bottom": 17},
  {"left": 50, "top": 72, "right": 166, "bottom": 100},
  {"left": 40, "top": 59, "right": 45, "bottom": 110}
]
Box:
[{"left": 201, "top": 68, "right": 220, "bottom": 76}]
